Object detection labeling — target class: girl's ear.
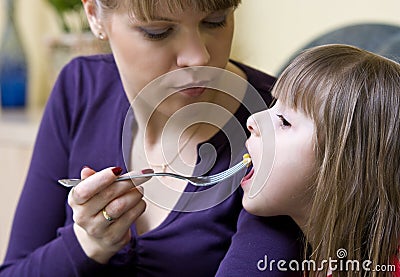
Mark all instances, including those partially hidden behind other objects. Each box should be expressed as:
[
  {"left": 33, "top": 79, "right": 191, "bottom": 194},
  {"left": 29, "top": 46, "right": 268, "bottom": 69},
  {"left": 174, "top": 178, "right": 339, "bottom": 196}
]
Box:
[{"left": 81, "top": 0, "right": 108, "bottom": 40}]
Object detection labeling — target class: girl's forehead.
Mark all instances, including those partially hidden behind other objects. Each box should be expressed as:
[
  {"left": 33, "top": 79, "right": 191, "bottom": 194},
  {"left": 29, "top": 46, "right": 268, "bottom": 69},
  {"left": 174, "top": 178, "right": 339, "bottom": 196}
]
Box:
[
  {"left": 271, "top": 99, "right": 293, "bottom": 114},
  {"left": 273, "top": 95, "right": 317, "bottom": 122}
]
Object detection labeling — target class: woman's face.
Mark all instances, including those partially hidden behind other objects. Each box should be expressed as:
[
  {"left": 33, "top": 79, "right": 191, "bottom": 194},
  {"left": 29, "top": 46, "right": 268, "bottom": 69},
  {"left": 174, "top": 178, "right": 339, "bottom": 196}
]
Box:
[
  {"left": 94, "top": 3, "right": 235, "bottom": 106},
  {"left": 242, "top": 100, "right": 316, "bottom": 226}
]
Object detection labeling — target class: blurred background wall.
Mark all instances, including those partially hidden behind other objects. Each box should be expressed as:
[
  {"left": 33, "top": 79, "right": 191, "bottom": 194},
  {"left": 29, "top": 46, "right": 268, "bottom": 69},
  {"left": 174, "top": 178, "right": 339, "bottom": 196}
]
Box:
[
  {"left": 0, "top": 0, "right": 399, "bottom": 108},
  {"left": 0, "top": 0, "right": 399, "bottom": 262},
  {"left": 1, "top": 0, "right": 59, "bottom": 108},
  {"left": 231, "top": 0, "right": 400, "bottom": 75}
]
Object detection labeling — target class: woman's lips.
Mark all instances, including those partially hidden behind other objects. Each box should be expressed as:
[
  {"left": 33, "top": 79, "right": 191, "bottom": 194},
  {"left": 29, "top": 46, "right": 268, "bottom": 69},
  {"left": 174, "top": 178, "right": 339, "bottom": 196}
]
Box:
[
  {"left": 177, "top": 87, "right": 206, "bottom": 97},
  {"left": 241, "top": 167, "right": 254, "bottom": 186}
]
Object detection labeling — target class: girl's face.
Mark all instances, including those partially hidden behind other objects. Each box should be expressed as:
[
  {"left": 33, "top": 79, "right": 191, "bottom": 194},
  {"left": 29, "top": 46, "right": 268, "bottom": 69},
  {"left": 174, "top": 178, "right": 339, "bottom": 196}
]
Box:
[
  {"left": 97, "top": 4, "right": 235, "bottom": 106},
  {"left": 242, "top": 100, "right": 316, "bottom": 226}
]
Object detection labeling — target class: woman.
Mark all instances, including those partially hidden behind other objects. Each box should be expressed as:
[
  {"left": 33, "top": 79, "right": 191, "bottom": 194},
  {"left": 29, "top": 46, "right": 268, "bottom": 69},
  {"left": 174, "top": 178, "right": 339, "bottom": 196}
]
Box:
[
  {"left": 0, "top": 0, "right": 302, "bottom": 276},
  {"left": 242, "top": 44, "right": 400, "bottom": 276}
]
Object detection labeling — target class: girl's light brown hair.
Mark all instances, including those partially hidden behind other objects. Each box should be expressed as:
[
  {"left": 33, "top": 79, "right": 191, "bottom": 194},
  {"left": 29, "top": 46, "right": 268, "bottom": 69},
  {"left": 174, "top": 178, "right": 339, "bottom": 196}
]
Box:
[
  {"left": 273, "top": 44, "right": 400, "bottom": 276},
  {"left": 95, "top": 0, "right": 241, "bottom": 21}
]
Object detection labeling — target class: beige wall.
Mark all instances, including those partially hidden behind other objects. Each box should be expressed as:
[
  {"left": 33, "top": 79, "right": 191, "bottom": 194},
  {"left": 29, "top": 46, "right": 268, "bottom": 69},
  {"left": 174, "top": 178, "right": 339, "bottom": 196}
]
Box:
[
  {"left": 0, "top": 111, "right": 41, "bottom": 263},
  {"left": 1, "top": 1, "right": 400, "bottom": 107},
  {"left": 1, "top": 0, "right": 60, "bottom": 108},
  {"left": 232, "top": 0, "right": 400, "bottom": 76}
]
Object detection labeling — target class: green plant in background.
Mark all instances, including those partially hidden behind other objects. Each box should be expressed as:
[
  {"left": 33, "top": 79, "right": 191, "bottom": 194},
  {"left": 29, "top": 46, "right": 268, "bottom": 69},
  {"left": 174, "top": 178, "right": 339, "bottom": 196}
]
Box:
[{"left": 46, "top": 0, "right": 88, "bottom": 32}]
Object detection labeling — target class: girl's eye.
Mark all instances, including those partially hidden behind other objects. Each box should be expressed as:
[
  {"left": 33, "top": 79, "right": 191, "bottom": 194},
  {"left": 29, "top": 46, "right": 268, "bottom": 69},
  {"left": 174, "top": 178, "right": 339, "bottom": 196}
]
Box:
[
  {"left": 202, "top": 16, "right": 227, "bottom": 29},
  {"left": 138, "top": 27, "right": 173, "bottom": 40},
  {"left": 277, "top": 114, "right": 292, "bottom": 128}
]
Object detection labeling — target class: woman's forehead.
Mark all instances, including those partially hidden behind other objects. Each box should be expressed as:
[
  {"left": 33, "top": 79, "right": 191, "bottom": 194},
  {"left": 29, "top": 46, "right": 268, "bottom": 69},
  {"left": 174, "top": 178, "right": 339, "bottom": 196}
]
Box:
[{"left": 117, "top": 0, "right": 240, "bottom": 20}]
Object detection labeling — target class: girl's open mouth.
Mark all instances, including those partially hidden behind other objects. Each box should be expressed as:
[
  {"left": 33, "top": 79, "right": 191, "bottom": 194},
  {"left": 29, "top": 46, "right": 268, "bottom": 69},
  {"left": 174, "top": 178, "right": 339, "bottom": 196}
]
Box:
[{"left": 241, "top": 167, "right": 254, "bottom": 186}]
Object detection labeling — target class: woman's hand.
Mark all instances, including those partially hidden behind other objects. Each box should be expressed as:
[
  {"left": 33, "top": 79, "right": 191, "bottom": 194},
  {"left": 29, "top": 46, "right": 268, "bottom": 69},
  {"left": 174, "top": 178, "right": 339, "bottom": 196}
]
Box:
[{"left": 68, "top": 166, "right": 151, "bottom": 264}]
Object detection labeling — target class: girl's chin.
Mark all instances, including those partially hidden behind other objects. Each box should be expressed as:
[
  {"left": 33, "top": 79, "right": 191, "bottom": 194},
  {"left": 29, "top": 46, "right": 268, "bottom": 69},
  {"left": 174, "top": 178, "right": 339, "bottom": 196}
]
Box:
[
  {"left": 241, "top": 198, "right": 255, "bottom": 214},
  {"left": 242, "top": 199, "right": 267, "bottom": 217}
]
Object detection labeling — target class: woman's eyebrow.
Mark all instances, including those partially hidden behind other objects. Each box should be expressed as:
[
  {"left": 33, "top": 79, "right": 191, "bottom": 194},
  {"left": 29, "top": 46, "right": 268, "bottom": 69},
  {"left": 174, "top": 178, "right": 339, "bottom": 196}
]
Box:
[
  {"left": 148, "top": 16, "right": 176, "bottom": 22},
  {"left": 149, "top": 9, "right": 228, "bottom": 23}
]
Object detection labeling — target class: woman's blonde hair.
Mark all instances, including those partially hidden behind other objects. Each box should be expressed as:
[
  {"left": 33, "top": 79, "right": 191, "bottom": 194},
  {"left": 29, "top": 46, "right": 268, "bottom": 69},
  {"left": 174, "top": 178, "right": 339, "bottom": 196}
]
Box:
[
  {"left": 95, "top": 0, "right": 241, "bottom": 21},
  {"left": 273, "top": 44, "right": 400, "bottom": 276}
]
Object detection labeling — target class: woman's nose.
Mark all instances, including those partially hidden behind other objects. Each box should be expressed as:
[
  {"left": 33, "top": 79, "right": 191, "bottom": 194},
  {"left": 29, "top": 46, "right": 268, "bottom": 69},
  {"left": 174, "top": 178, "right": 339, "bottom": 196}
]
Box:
[{"left": 176, "top": 32, "right": 210, "bottom": 67}]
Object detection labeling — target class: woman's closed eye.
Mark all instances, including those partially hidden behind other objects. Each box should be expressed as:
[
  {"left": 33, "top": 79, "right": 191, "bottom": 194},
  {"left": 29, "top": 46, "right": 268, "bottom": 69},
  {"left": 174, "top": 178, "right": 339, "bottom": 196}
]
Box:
[
  {"left": 137, "top": 18, "right": 226, "bottom": 41},
  {"left": 277, "top": 114, "right": 291, "bottom": 128},
  {"left": 136, "top": 8, "right": 231, "bottom": 41},
  {"left": 202, "top": 15, "right": 227, "bottom": 29},
  {"left": 202, "top": 9, "right": 232, "bottom": 29},
  {"left": 138, "top": 26, "right": 174, "bottom": 40}
]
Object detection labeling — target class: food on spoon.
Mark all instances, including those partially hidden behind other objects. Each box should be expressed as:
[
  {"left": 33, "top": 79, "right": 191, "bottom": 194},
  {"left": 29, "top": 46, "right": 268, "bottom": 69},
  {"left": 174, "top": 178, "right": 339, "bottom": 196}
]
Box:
[{"left": 243, "top": 153, "right": 252, "bottom": 167}]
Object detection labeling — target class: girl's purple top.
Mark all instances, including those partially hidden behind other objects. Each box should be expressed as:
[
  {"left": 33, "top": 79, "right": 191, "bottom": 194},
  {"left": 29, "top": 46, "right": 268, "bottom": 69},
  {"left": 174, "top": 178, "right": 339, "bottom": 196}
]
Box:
[{"left": 1, "top": 55, "right": 302, "bottom": 276}]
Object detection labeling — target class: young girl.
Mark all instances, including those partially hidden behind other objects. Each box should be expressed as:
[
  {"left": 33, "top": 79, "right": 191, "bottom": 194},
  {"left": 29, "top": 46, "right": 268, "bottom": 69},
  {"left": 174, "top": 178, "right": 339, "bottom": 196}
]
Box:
[
  {"left": 1, "top": 0, "right": 302, "bottom": 276},
  {"left": 242, "top": 44, "right": 400, "bottom": 276}
]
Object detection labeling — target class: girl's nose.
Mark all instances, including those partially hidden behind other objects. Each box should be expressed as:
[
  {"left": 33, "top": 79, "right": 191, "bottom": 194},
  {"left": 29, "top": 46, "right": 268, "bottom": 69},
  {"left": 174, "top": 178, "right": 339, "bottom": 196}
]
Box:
[
  {"left": 177, "top": 32, "right": 211, "bottom": 67},
  {"left": 246, "top": 114, "right": 260, "bottom": 136}
]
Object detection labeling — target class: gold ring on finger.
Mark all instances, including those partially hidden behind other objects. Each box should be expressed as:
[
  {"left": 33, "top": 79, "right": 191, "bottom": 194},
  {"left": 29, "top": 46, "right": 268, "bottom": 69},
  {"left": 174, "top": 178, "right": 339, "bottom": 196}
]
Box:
[{"left": 102, "top": 208, "right": 114, "bottom": 222}]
